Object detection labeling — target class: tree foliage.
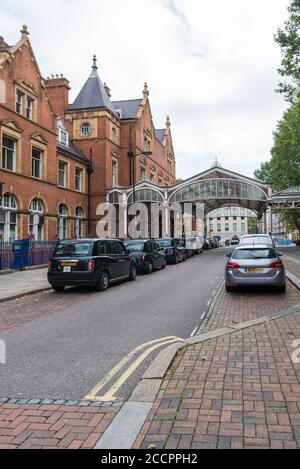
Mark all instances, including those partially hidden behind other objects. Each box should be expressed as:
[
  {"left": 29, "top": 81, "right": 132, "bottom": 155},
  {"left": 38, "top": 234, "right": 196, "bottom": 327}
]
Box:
[
  {"left": 256, "top": 105, "right": 300, "bottom": 191},
  {"left": 255, "top": 106, "right": 300, "bottom": 233},
  {"left": 275, "top": 0, "right": 300, "bottom": 100}
]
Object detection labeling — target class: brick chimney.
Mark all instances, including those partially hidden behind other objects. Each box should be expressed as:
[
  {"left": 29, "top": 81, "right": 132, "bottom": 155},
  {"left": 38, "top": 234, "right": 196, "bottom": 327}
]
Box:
[{"left": 45, "top": 74, "right": 71, "bottom": 119}]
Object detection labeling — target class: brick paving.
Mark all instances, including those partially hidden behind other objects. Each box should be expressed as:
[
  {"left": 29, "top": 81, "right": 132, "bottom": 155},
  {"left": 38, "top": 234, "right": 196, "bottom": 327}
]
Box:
[
  {"left": 200, "top": 278, "right": 300, "bottom": 335},
  {"left": 134, "top": 277, "right": 300, "bottom": 449},
  {"left": 0, "top": 402, "right": 120, "bottom": 449},
  {"left": 0, "top": 288, "right": 99, "bottom": 332}
]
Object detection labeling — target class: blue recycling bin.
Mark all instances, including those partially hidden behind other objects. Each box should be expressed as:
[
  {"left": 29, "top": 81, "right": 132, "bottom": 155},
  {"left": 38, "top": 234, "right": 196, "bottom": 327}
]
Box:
[{"left": 12, "top": 239, "right": 30, "bottom": 269}]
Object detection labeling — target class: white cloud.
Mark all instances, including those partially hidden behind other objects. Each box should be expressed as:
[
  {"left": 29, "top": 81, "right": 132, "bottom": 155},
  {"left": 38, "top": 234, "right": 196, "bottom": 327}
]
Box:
[{"left": 0, "top": 0, "right": 290, "bottom": 179}]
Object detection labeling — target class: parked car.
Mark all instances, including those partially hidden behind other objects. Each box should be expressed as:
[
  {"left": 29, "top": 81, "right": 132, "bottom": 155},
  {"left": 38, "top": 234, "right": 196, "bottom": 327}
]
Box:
[
  {"left": 123, "top": 239, "right": 166, "bottom": 274},
  {"left": 156, "top": 238, "right": 186, "bottom": 264},
  {"left": 231, "top": 235, "right": 240, "bottom": 246},
  {"left": 178, "top": 238, "right": 194, "bottom": 258},
  {"left": 188, "top": 236, "right": 204, "bottom": 255},
  {"left": 239, "top": 234, "right": 275, "bottom": 248},
  {"left": 48, "top": 239, "right": 137, "bottom": 292},
  {"left": 225, "top": 244, "right": 286, "bottom": 293}
]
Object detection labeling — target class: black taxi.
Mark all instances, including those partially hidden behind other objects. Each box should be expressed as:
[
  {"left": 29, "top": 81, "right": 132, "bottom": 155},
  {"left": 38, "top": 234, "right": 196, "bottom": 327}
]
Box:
[{"left": 48, "top": 239, "right": 136, "bottom": 292}]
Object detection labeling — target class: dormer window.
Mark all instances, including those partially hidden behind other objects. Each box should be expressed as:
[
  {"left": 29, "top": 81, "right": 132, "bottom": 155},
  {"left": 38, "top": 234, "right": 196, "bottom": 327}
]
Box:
[
  {"left": 58, "top": 128, "right": 69, "bottom": 146},
  {"left": 115, "top": 109, "right": 122, "bottom": 119},
  {"left": 57, "top": 118, "right": 69, "bottom": 146}
]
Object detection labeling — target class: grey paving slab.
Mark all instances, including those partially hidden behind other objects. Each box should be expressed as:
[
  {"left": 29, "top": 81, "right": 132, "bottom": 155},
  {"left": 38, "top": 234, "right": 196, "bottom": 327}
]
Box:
[
  {"left": 95, "top": 402, "right": 152, "bottom": 449},
  {"left": 0, "top": 269, "right": 49, "bottom": 301}
]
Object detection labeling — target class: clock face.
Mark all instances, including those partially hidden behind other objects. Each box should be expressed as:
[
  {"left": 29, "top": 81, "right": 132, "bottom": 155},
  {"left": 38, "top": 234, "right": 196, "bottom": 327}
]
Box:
[{"left": 80, "top": 122, "right": 91, "bottom": 136}]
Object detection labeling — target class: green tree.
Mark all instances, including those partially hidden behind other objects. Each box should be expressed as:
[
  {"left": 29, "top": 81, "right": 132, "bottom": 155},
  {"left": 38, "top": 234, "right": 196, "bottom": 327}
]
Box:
[
  {"left": 254, "top": 161, "right": 272, "bottom": 183},
  {"left": 274, "top": 209, "right": 300, "bottom": 234},
  {"left": 269, "top": 105, "right": 300, "bottom": 191},
  {"left": 255, "top": 105, "right": 300, "bottom": 191},
  {"left": 275, "top": 0, "right": 300, "bottom": 100}
]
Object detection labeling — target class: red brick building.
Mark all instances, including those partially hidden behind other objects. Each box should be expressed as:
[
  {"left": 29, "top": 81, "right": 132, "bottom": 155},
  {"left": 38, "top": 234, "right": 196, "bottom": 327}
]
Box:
[{"left": 0, "top": 26, "right": 176, "bottom": 241}]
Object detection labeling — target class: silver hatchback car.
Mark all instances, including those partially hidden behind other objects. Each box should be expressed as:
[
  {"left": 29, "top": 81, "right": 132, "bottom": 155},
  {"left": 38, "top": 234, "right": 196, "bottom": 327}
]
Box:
[{"left": 225, "top": 244, "right": 286, "bottom": 293}]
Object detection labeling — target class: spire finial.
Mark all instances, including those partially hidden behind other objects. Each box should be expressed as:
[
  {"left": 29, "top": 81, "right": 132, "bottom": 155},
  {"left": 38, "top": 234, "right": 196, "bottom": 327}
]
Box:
[
  {"left": 166, "top": 115, "right": 171, "bottom": 128},
  {"left": 20, "top": 25, "right": 29, "bottom": 37},
  {"left": 211, "top": 156, "right": 222, "bottom": 168},
  {"left": 92, "top": 55, "right": 98, "bottom": 70},
  {"left": 143, "top": 82, "right": 149, "bottom": 97}
]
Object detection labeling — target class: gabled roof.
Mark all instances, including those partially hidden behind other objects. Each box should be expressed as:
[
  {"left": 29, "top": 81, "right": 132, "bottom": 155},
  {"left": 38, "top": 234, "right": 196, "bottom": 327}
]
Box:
[
  {"left": 171, "top": 164, "right": 271, "bottom": 190},
  {"left": 155, "top": 129, "right": 165, "bottom": 144},
  {"left": 68, "top": 57, "right": 116, "bottom": 115},
  {"left": 112, "top": 99, "right": 142, "bottom": 119}
]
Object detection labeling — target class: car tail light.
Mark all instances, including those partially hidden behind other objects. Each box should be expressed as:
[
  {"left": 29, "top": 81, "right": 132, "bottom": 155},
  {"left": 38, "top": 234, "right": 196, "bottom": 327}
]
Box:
[
  {"left": 269, "top": 261, "right": 283, "bottom": 269},
  {"left": 48, "top": 260, "right": 52, "bottom": 270},
  {"left": 87, "top": 260, "right": 94, "bottom": 272},
  {"left": 141, "top": 254, "right": 146, "bottom": 263},
  {"left": 226, "top": 261, "right": 240, "bottom": 269}
]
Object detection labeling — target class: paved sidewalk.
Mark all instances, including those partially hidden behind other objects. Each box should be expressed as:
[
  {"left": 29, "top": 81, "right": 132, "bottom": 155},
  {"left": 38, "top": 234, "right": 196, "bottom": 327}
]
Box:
[
  {"left": 0, "top": 269, "right": 49, "bottom": 303},
  {"left": 0, "top": 401, "right": 120, "bottom": 449},
  {"left": 134, "top": 278, "right": 300, "bottom": 449}
]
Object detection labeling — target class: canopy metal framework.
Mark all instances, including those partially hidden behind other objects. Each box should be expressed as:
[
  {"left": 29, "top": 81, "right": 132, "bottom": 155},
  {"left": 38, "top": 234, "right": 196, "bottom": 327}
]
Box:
[
  {"left": 108, "top": 166, "right": 272, "bottom": 217},
  {"left": 271, "top": 188, "right": 300, "bottom": 210}
]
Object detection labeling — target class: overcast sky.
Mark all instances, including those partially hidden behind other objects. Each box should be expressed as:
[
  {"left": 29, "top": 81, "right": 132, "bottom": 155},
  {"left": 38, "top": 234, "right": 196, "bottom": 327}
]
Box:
[{"left": 0, "top": 0, "right": 290, "bottom": 180}]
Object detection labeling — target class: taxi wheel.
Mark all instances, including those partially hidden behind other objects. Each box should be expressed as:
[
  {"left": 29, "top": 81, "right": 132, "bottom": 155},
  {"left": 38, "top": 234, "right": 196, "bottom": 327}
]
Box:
[
  {"left": 161, "top": 260, "right": 166, "bottom": 270},
  {"left": 146, "top": 262, "right": 153, "bottom": 275},
  {"left": 129, "top": 264, "right": 137, "bottom": 281},
  {"left": 52, "top": 285, "right": 65, "bottom": 292},
  {"left": 96, "top": 271, "right": 110, "bottom": 291}
]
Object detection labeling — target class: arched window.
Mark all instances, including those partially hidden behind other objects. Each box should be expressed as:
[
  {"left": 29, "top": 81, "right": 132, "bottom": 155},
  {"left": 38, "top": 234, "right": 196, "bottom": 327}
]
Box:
[
  {"left": 29, "top": 198, "right": 44, "bottom": 241},
  {"left": 57, "top": 204, "right": 68, "bottom": 240},
  {"left": 0, "top": 193, "right": 18, "bottom": 242},
  {"left": 75, "top": 207, "right": 84, "bottom": 239},
  {"left": 111, "top": 127, "right": 117, "bottom": 142}
]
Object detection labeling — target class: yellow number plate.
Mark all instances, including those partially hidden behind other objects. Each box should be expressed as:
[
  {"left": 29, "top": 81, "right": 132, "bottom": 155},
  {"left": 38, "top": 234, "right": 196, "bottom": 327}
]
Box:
[
  {"left": 61, "top": 262, "right": 77, "bottom": 267},
  {"left": 246, "top": 268, "right": 263, "bottom": 273}
]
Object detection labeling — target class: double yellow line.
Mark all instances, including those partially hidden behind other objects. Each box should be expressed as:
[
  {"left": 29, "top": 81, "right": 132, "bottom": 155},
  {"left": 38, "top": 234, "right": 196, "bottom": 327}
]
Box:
[{"left": 84, "top": 336, "right": 184, "bottom": 402}]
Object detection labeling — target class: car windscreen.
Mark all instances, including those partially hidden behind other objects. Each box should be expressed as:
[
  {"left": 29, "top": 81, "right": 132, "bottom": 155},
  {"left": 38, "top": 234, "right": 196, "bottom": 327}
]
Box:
[
  {"left": 124, "top": 242, "right": 144, "bottom": 253},
  {"left": 240, "top": 236, "right": 270, "bottom": 245},
  {"left": 53, "top": 242, "right": 92, "bottom": 257},
  {"left": 232, "top": 249, "right": 276, "bottom": 260},
  {"left": 157, "top": 240, "right": 172, "bottom": 248}
]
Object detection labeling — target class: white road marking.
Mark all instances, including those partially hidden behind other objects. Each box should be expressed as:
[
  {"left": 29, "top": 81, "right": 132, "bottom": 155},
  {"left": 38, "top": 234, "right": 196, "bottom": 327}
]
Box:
[{"left": 190, "top": 327, "right": 198, "bottom": 337}]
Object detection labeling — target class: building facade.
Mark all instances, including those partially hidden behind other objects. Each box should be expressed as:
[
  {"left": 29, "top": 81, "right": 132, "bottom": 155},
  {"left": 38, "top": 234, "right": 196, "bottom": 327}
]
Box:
[
  {"left": 206, "top": 207, "right": 258, "bottom": 240},
  {"left": 0, "top": 26, "right": 176, "bottom": 242}
]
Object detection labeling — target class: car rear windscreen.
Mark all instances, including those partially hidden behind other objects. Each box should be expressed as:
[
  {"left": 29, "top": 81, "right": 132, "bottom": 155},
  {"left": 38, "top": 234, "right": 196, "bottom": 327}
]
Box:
[
  {"left": 157, "top": 240, "right": 172, "bottom": 248},
  {"left": 53, "top": 243, "right": 92, "bottom": 257},
  {"left": 124, "top": 242, "right": 144, "bottom": 253},
  {"left": 233, "top": 249, "right": 277, "bottom": 260},
  {"left": 240, "top": 236, "right": 271, "bottom": 244}
]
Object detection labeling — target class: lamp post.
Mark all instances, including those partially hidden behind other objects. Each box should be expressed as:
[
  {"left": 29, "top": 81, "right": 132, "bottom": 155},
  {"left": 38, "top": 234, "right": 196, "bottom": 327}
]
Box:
[
  {"left": 127, "top": 150, "right": 153, "bottom": 203},
  {"left": 87, "top": 145, "right": 95, "bottom": 237}
]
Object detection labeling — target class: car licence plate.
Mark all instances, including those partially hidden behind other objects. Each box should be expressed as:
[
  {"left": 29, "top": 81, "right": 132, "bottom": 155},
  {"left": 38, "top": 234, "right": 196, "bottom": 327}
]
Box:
[
  {"left": 63, "top": 266, "right": 72, "bottom": 273},
  {"left": 246, "top": 268, "right": 263, "bottom": 273}
]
